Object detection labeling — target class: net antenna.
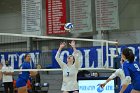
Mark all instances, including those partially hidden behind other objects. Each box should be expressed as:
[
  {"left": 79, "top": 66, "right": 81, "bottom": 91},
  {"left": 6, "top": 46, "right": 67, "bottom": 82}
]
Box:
[
  {"left": 0, "top": 33, "right": 118, "bottom": 72},
  {"left": 115, "top": 40, "right": 119, "bottom": 55}
]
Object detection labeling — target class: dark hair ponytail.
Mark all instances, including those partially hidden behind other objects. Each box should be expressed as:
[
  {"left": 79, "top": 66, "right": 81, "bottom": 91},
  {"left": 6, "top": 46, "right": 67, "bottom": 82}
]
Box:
[{"left": 122, "top": 48, "right": 135, "bottom": 63}]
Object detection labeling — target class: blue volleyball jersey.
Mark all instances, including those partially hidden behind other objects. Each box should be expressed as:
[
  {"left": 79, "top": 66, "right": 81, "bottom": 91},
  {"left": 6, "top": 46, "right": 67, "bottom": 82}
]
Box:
[
  {"left": 123, "top": 61, "right": 140, "bottom": 90},
  {"left": 18, "top": 62, "right": 31, "bottom": 82}
]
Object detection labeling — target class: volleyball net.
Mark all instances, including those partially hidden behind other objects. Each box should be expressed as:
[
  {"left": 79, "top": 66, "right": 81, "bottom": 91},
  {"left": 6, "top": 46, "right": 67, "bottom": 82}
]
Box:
[{"left": 0, "top": 33, "right": 118, "bottom": 72}]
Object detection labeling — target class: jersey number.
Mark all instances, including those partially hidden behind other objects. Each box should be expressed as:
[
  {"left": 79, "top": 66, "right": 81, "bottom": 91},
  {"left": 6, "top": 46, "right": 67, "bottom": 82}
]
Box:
[
  {"left": 67, "top": 72, "right": 70, "bottom": 77},
  {"left": 134, "top": 64, "right": 140, "bottom": 71}
]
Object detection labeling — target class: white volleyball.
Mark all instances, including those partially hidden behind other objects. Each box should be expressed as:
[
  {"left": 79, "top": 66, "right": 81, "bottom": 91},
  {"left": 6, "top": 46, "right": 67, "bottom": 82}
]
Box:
[{"left": 64, "top": 23, "right": 74, "bottom": 32}]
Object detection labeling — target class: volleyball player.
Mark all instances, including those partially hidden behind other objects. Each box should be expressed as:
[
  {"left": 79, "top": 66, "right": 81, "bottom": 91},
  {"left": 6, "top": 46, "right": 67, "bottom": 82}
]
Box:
[
  {"left": 55, "top": 40, "right": 80, "bottom": 93},
  {"left": 100, "top": 68, "right": 133, "bottom": 93},
  {"left": 16, "top": 54, "right": 38, "bottom": 93},
  {"left": 121, "top": 48, "right": 140, "bottom": 93}
]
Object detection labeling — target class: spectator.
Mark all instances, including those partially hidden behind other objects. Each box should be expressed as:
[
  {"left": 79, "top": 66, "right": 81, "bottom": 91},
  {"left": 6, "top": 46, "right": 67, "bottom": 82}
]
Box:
[
  {"left": 32, "top": 64, "right": 41, "bottom": 91},
  {"left": 1, "top": 60, "right": 14, "bottom": 93},
  {"left": 92, "top": 72, "right": 99, "bottom": 77},
  {"left": 0, "top": 63, "right": 3, "bottom": 80}
]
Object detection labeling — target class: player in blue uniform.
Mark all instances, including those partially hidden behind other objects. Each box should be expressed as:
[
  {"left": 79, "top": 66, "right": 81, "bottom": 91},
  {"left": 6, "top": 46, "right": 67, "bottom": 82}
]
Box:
[
  {"left": 121, "top": 48, "right": 140, "bottom": 93},
  {"left": 100, "top": 54, "right": 133, "bottom": 93},
  {"left": 16, "top": 54, "right": 38, "bottom": 93},
  {"left": 100, "top": 66, "right": 133, "bottom": 93}
]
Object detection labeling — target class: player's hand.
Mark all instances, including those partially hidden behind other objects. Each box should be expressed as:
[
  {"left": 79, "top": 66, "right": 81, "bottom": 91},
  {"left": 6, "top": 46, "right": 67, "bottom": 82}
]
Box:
[
  {"left": 69, "top": 40, "right": 75, "bottom": 48},
  {"left": 100, "top": 83, "right": 106, "bottom": 88},
  {"left": 37, "top": 65, "right": 41, "bottom": 69},
  {"left": 59, "top": 42, "right": 66, "bottom": 49}
]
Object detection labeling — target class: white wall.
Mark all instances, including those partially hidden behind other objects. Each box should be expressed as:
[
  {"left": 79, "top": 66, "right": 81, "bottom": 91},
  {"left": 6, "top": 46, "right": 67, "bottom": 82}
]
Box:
[
  {"left": 0, "top": 13, "right": 21, "bottom": 33},
  {"left": 108, "top": 0, "right": 140, "bottom": 44},
  {"left": 0, "top": 0, "right": 21, "bottom": 34}
]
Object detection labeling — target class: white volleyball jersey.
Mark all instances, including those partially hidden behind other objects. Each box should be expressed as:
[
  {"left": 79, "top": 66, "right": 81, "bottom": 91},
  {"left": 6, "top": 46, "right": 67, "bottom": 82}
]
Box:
[
  {"left": 55, "top": 52, "right": 80, "bottom": 91},
  {"left": 62, "top": 64, "right": 79, "bottom": 91},
  {"left": 109, "top": 68, "right": 130, "bottom": 85}
]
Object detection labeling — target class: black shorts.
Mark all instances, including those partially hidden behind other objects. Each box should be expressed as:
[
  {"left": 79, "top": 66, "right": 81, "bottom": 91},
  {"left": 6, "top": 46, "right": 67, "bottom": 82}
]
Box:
[{"left": 68, "top": 90, "right": 79, "bottom": 93}]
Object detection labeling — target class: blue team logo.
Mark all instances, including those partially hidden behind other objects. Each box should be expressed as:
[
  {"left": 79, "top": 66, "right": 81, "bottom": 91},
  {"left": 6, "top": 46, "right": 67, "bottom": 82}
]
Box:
[{"left": 97, "top": 84, "right": 104, "bottom": 92}]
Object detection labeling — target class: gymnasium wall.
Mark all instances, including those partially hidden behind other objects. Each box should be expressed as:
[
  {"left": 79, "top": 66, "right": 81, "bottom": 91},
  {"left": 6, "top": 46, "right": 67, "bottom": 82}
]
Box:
[{"left": 0, "top": 0, "right": 140, "bottom": 45}]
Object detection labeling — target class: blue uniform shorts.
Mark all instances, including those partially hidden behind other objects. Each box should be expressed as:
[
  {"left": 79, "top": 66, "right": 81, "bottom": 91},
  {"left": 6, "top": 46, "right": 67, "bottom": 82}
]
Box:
[
  {"left": 16, "top": 78, "right": 27, "bottom": 88},
  {"left": 133, "top": 81, "right": 140, "bottom": 91}
]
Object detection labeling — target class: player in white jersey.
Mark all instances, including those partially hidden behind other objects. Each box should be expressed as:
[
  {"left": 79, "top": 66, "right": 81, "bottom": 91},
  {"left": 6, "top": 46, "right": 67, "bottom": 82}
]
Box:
[
  {"left": 100, "top": 62, "right": 133, "bottom": 93},
  {"left": 55, "top": 40, "right": 80, "bottom": 93}
]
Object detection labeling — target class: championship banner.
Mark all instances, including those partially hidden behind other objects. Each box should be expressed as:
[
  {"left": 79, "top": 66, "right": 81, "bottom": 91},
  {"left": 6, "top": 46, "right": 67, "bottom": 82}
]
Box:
[
  {"left": 70, "top": 0, "right": 93, "bottom": 33},
  {"left": 52, "top": 44, "right": 140, "bottom": 68},
  {"left": 21, "top": 0, "right": 42, "bottom": 35},
  {"left": 46, "top": 0, "right": 66, "bottom": 35},
  {"left": 0, "top": 51, "right": 40, "bottom": 69},
  {"left": 95, "top": 0, "right": 119, "bottom": 31}
]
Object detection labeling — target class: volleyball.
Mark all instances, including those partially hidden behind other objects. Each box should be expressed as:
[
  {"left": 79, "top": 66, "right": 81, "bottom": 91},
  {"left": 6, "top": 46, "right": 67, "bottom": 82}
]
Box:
[{"left": 64, "top": 23, "right": 74, "bottom": 32}]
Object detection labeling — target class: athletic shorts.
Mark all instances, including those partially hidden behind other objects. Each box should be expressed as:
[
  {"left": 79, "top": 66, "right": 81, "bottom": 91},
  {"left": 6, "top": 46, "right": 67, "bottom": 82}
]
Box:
[
  {"left": 67, "top": 90, "right": 79, "bottom": 93},
  {"left": 16, "top": 78, "right": 27, "bottom": 88}
]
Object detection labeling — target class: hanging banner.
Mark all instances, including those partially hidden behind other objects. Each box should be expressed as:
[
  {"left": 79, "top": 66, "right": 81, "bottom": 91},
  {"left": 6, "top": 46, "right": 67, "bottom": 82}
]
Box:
[
  {"left": 95, "top": 0, "right": 119, "bottom": 31},
  {"left": 21, "top": 0, "right": 42, "bottom": 35},
  {"left": 46, "top": 0, "right": 66, "bottom": 35},
  {"left": 0, "top": 51, "right": 40, "bottom": 69},
  {"left": 52, "top": 44, "right": 140, "bottom": 68},
  {"left": 70, "top": 0, "right": 93, "bottom": 33}
]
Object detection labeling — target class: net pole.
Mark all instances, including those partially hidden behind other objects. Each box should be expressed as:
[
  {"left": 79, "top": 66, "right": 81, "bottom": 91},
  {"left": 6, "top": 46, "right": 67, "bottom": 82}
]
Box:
[
  {"left": 106, "top": 41, "right": 109, "bottom": 68},
  {"left": 101, "top": 42, "right": 104, "bottom": 67}
]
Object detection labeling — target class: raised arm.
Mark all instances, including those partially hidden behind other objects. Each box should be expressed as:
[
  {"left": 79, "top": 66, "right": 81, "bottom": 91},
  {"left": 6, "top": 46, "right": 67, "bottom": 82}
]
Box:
[
  {"left": 69, "top": 40, "right": 79, "bottom": 68},
  {"left": 55, "top": 42, "right": 66, "bottom": 68},
  {"left": 69, "top": 40, "right": 76, "bottom": 53}
]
